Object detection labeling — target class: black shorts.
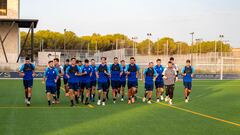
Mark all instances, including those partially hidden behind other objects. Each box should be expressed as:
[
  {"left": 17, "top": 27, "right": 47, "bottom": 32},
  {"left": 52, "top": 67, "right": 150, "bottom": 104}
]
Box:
[
  {"left": 68, "top": 82, "right": 79, "bottom": 91},
  {"left": 127, "top": 81, "right": 137, "bottom": 89},
  {"left": 183, "top": 82, "right": 192, "bottom": 90},
  {"left": 111, "top": 80, "right": 120, "bottom": 89},
  {"left": 23, "top": 80, "right": 33, "bottom": 89},
  {"left": 98, "top": 82, "right": 108, "bottom": 92},
  {"left": 165, "top": 84, "right": 175, "bottom": 91},
  {"left": 81, "top": 82, "right": 91, "bottom": 89},
  {"left": 63, "top": 78, "right": 68, "bottom": 85},
  {"left": 90, "top": 80, "right": 97, "bottom": 87},
  {"left": 155, "top": 81, "right": 164, "bottom": 88},
  {"left": 46, "top": 85, "right": 56, "bottom": 94},
  {"left": 120, "top": 81, "right": 126, "bottom": 88},
  {"left": 145, "top": 83, "right": 154, "bottom": 91}
]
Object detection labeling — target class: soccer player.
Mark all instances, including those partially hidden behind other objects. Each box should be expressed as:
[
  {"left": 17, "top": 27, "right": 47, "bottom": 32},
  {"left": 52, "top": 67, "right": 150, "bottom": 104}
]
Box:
[
  {"left": 53, "top": 58, "right": 63, "bottom": 103},
  {"left": 182, "top": 60, "right": 195, "bottom": 103},
  {"left": 66, "top": 58, "right": 82, "bottom": 107},
  {"left": 96, "top": 57, "right": 110, "bottom": 106},
  {"left": 120, "top": 60, "right": 127, "bottom": 101},
  {"left": 80, "top": 59, "right": 93, "bottom": 105},
  {"left": 154, "top": 59, "right": 165, "bottom": 102},
  {"left": 109, "top": 57, "right": 123, "bottom": 103},
  {"left": 90, "top": 59, "right": 97, "bottom": 102},
  {"left": 162, "top": 61, "right": 177, "bottom": 105},
  {"left": 63, "top": 59, "right": 70, "bottom": 96},
  {"left": 76, "top": 60, "right": 83, "bottom": 103},
  {"left": 165, "top": 57, "right": 179, "bottom": 102},
  {"left": 18, "top": 57, "right": 36, "bottom": 106},
  {"left": 126, "top": 57, "right": 140, "bottom": 104},
  {"left": 43, "top": 61, "right": 59, "bottom": 106},
  {"left": 143, "top": 62, "right": 157, "bottom": 104}
]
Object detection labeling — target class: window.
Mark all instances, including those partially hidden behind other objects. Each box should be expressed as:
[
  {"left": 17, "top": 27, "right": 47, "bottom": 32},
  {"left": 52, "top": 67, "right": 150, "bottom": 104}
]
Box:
[{"left": 0, "top": 0, "right": 7, "bottom": 16}]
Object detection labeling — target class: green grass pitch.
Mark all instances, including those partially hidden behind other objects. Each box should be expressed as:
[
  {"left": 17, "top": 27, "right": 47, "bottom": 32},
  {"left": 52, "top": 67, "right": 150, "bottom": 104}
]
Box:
[{"left": 0, "top": 79, "right": 239, "bottom": 135}]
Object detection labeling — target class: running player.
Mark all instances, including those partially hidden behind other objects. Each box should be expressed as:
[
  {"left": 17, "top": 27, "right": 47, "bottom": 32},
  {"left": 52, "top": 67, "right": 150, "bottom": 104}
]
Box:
[
  {"left": 63, "top": 59, "right": 70, "bottom": 96},
  {"left": 53, "top": 58, "right": 63, "bottom": 103},
  {"left": 76, "top": 60, "right": 83, "bottom": 103},
  {"left": 162, "top": 61, "right": 177, "bottom": 105},
  {"left": 96, "top": 57, "right": 110, "bottom": 106},
  {"left": 120, "top": 60, "right": 127, "bottom": 101},
  {"left": 18, "top": 57, "right": 36, "bottom": 106},
  {"left": 43, "top": 61, "right": 59, "bottom": 106},
  {"left": 125, "top": 57, "right": 140, "bottom": 104},
  {"left": 66, "top": 58, "right": 82, "bottom": 107},
  {"left": 109, "top": 57, "right": 123, "bottom": 103},
  {"left": 154, "top": 59, "right": 165, "bottom": 102},
  {"left": 80, "top": 59, "right": 93, "bottom": 105},
  {"left": 143, "top": 62, "right": 157, "bottom": 104},
  {"left": 165, "top": 57, "right": 179, "bottom": 102},
  {"left": 90, "top": 59, "right": 97, "bottom": 102},
  {"left": 181, "top": 60, "right": 195, "bottom": 103}
]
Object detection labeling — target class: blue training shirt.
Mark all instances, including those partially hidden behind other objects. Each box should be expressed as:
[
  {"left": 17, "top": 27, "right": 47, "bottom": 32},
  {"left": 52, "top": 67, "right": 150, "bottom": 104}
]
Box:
[
  {"left": 77, "top": 65, "right": 83, "bottom": 83},
  {"left": 96, "top": 64, "right": 110, "bottom": 83},
  {"left": 120, "top": 66, "right": 127, "bottom": 82},
  {"left": 143, "top": 67, "right": 157, "bottom": 85},
  {"left": 44, "top": 67, "right": 59, "bottom": 86},
  {"left": 19, "top": 63, "right": 35, "bottom": 80},
  {"left": 90, "top": 65, "right": 97, "bottom": 82},
  {"left": 63, "top": 64, "right": 70, "bottom": 79},
  {"left": 81, "top": 65, "right": 92, "bottom": 83},
  {"left": 181, "top": 66, "right": 195, "bottom": 82},
  {"left": 66, "top": 65, "right": 82, "bottom": 83},
  {"left": 125, "top": 64, "right": 140, "bottom": 82},
  {"left": 154, "top": 65, "right": 164, "bottom": 82},
  {"left": 110, "top": 63, "right": 123, "bottom": 81}
]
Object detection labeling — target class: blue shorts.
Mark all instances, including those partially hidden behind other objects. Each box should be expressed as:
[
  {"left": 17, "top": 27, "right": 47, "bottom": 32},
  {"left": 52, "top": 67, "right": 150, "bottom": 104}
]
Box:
[
  {"left": 184, "top": 82, "right": 192, "bottom": 90},
  {"left": 127, "top": 81, "right": 137, "bottom": 89},
  {"left": 155, "top": 81, "right": 164, "bottom": 88},
  {"left": 145, "top": 83, "right": 154, "bottom": 91},
  {"left": 68, "top": 82, "right": 79, "bottom": 91},
  {"left": 90, "top": 80, "right": 97, "bottom": 87},
  {"left": 46, "top": 85, "right": 56, "bottom": 94},
  {"left": 111, "top": 80, "right": 120, "bottom": 89},
  {"left": 120, "top": 81, "right": 126, "bottom": 88},
  {"left": 23, "top": 80, "right": 33, "bottom": 89},
  {"left": 81, "top": 82, "right": 91, "bottom": 89},
  {"left": 98, "top": 82, "right": 108, "bottom": 92}
]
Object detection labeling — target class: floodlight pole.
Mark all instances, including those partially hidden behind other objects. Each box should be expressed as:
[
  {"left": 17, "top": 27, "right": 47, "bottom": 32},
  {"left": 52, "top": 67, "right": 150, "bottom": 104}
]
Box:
[
  {"left": 190, "top": 32, "right": 194, "bottom": 63},
  {"left": 219, "top": 35, "right": 224, "bottom": 59},
  {"left": 147, "top": 33, "right": 152, "bottom": 57}
]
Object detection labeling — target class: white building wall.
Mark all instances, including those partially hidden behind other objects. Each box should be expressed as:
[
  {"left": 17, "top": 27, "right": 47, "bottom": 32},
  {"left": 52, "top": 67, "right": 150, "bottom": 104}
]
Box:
[
  {"left": 0, "top": 0, "right": 19, "bottom": 64},
  {"left": 0, "top": 0, "right": 19, "bottom": 19}
]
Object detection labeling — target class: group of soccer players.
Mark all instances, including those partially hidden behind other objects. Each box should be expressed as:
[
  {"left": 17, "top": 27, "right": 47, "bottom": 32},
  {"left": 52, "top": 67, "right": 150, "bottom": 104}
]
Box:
[{"left": 18, "top": 56, "right": 195, "bottom": 107}]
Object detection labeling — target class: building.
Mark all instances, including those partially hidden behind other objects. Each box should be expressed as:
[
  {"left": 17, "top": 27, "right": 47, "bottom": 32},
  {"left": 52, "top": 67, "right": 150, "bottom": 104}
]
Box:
[{"left": 0, "top": 0, "right": 38, "bottom": 64}]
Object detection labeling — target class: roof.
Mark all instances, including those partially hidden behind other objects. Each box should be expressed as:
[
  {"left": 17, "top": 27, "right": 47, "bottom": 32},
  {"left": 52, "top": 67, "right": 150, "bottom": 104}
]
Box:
[{"left": 0, "top": 18, "right": 38, "bottom": 28}]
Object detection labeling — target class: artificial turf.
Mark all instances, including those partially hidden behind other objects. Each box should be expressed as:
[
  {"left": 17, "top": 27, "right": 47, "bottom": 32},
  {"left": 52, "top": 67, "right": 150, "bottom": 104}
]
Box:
[{"left": 0, "top": 79, "right": 239, "bottom": 135}]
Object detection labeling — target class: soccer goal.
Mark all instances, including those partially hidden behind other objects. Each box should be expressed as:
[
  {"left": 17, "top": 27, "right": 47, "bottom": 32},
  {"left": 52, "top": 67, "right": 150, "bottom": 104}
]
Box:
[{"left": 220, "top": 57, "right": 240, "bottom": 80}]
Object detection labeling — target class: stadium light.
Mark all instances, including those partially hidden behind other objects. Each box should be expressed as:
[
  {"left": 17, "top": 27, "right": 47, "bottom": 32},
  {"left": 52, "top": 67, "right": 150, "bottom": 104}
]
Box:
[
  {"left": 219, "top": 35, "right": 224, "bottom": 58},
  {"left": 147, "top": 33, "right": 152, "bottom": 56},
  {"left": 189, "top": 32, "right": 194, "bottom": 62}
]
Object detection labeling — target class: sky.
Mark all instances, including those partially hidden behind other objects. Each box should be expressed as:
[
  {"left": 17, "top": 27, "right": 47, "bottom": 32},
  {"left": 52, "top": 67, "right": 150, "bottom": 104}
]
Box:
[{"left": 21, "top": 0, "right": 240, "bottom": 47}]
